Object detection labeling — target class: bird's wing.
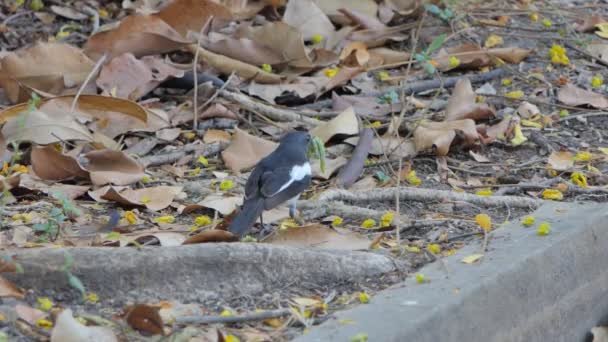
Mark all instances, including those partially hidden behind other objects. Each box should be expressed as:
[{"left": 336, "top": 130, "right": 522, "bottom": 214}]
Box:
[
  {"left": 263, "top": 176, "right": 310, "bottom": 211},
  {"left": 259, "top": 167, "right": 295, "bottom": 198},
  {"left": 244, "top": 164, "right": 264, "bottom": 199}
]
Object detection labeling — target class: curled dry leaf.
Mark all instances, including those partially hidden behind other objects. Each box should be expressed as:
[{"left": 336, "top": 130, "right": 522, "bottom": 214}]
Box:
[
  {"left": 435, "top": 43, "right": 531, "bottom": 71},
  {"left": 446, "top": 78, "right": 495, "bottom": 121},
  {"left": 78, "top": 150, "right": 145, "bottom": 186},
  {"left": 51, "top": 309, "right": 117, "bottom": 342},
  {"left": 547, "top": 151, "right": 574, "bottom": 171},
  {"left": 339, "top": 42, "right": 370, "bottom": 67},
  {"left": 517, "top": 101, "right": 540, "bottom": 119},
  {"left": 192, "top": 194, "right": 243, "bottom": 215},
  {"left": 154, "top": 0, "right": 232, "bottom": 37},
  {"left": 203, "top": 129, "right": 231, "bottom": 144},
  {"left": 30, "top": 145, "right": 89, "bottom": 181},
  {"left": 84, "top": 15, "right": 191, "bottom": 59},
  {"left": 312, "top": 156, "right": 348, "bottom": 179},
  {"left": 203, "top": 32, "right": 284, "bottom": 66},
  {"left": 19, "top": 174, "right": 90, "bottom": 199},
  {"left": 248, "top": 77, "right": 327, "bottom": 104},
  {"left": 311, "top": 107, "right": 359, "bottom": 143},
  {"left": 124, "top": 304, "right": 164, "bottom": 336},
  {"left": 1, "top": 109, "right": 93, "bottom": 145},
  {"left": 155, "top": 128, "right": 182, "bottom": 141},
  {"left": 574, "top": 15, "right": 606, "bottom": 32},
  {"left": 263, "top": 224, "right": 370, "bottom": 250},
  {"left": 99, "top": 186, "right": 183, "bottom": 211},
  {"left": 222, "top": 128, "right": 277, "bottom": 173},
  {"left": 557, "top": 83, "right": 608, "bottom": 109},
  {"left": 284, "top": 0, "right": 335, "bottom": 41},
  {"left": 413, "top": 119, "right": 479, "bottom": 155},
  {"left": 183, "top": 229, "right": 238, "bottom": 244},
  {"left": 97, "top": 53, "right": 184, "bottom": 100},
  {"left": 0, "top": 42, "right": 96, "bottom": 103},
  {"left": 16, "top": 304, "right": 46, "bottom": 325},
  {"left": 0, "top": 275, "right": 24, "bottom": 299}
]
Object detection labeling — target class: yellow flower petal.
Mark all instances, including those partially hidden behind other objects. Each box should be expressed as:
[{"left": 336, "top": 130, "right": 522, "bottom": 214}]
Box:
[
  {"left": 358, "top": 292, "right": 370, "bottom": 304},
  {"left": 476, "top": 189, "right": 493, "bottom": 196},
  {"left": 37, "top": 297, "right": 53, "bottom": 311},
  {"left": 530, "top": 13, "right": 538, "bottom": 21},
  {"left": 475, "top": 214, "right": 492, "bottom": 231},
  {"left": 182, "top": 132, "right": 196, "bottom": 140},
  {"left": 141, "top": 197, "right": 151, "bottom": 204},
  {"left": 537, "top": 222, "right": 551, "bottom": 236},
  {"left": 377, "top": 72, "right": 389, "bottom": 80},
  {"left": 484, "top": 34, "right": 503, "bottom": 48},
  {"left": 501, "top": 78, "right": 512, "bottom": 86},
  {"left": 570, "top": 171, "right": 588, "bottom": 187},
  {"left": 415, "top": 273, "right": 426, "bottom": 283},
  {"left": 324, "top": 68, "right": 339, "bottom": 78},
  {"left": 405, "top": 245, "right": 420, "bottom": 253},
  {"left": 505, "top": 90, "right": 524, "bottom": 99},
  {"left": 225, "top": 335, "right": 240, "bottom": 342},
  {"left": 219, "top": 180, "right": 235, "bottom": 191},
  {"left": 448, "top": 56, "right": 461, "bottom": 68},
  {"left": 154, "top": 215, "right": 175, "bottom": 224},
  {"left": 332, "top": 216, "right": 343, "bottom": 226},
  {"left": 574, "top": 151, "right": 592, "bottom": 162},
  {"left": 510, "top": 123, "right": 528, "bottom": 146},
  {"left": 592, "top": 76, "right": 604, "bottom": 87},
  {"left": 542, "top": 189, "right": 563, "bottom": 200},
  {"left": 521, "top": 215, "right": 535, "bottom": 227},
  {"left": 427, "top": 243, "right": 441, "bottom": 254},
  {"left": 197, "top": 156, "right": 209, "bottom": 166},
  {"left": 36, "top": 318, "right": 53, "bottom": 329},
  {"left": 124, "top": 211, "right": 138, "bottom": 225},
  {"left": 380, "top": 211, "right": 395, "bottom": 227},
  {"left": 406, "top": 170, "right": 422, "bottom": 186},
  {"left": 461, "top": 253, "right": 484, "bottom": 264},
  {"left": 84, "top": 292, "right": 99, "bottom": 303},
  {"left": 311, "top": 34, "right": 324, "bottom": 44},
  {"left": 189, "top": 167, "right": 201, "bottom": 176},
  {"left": 542, "top": 19, "right": 552, "bottom": 27},
  {"left": 194, "top": 215, "right": 212, "bottom": 226},
  {"left": 261, "top": 64, "right": 273, "bottom": 73},
  {"left": 220, "top": 309, "right": 233, "bottom": 316},
  {"left": 361, "top": 219, "right": 376, "bottom": 229}
]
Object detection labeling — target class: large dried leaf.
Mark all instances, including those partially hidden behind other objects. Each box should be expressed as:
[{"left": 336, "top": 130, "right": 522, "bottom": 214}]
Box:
[
  {"left": 0, "top": 42, "right": 96, "bottom": 103},
  {"left": 78, "top": 150, "right": 145, "bottom": 186},
  {"left": 222, "top": 128, "right": 277, "bottom": 173},
  {"left": 435, "top": 44, "right": 531, "bottom": 71},
  {"left": 313, "top": 0, "right": 378, "bottom": 18},
  {"left": 317, "top": 66, "right": 365, "bottom": 96},
  {"left": 19, "top": 174, "right": 90, "bottom": 199},
  {"left": 84, "top": 15, "right": 191, "bottom": 59},
  {"left": 124, "top": 304, "right": 164, "bottom": 336},
  {"left": 97, "top": 53, "right": 184, "bottom": 100},
  {"left": 155, "top": 0, "right": 232, "bottom": 37},
  {"left": 183, "top": 229, "right": 237, "bottom": 244},
  {"left": 1, "top": 109, "right": 93, "bottom": 145},
  {"left": 130, "top": 232, "right": 186, "bottom": 246},
  {"left": 547, "top": 151, "right": 574, "bottom": 171},
  {"left": 557, "top": 83, "right": 608, "bottom": 109},
  {"left": 446, "top": 79, "right": 495, "bottom": 121},
  {"left": 0, "top": 275, "right": 24, "bottom": 299},
  {"left": 100, "top": 186, "right": 183, "bottom": 211},
  {"left": 284, "top": 0, "right": 335, "bottom": 41},
  {"left": 51, "top": 309, "right": 117, "bottom": 342},
  {"left": 203, "top": 32, "right": 284, "bottom": 66},
  {"left": 312, "top": 156, "right": 347, "bottom": 179},
  {"left": 263, "top": 224, "right": 370, "bottom": 250},
  {"left": 369, "top": 136, "right": 417, "bottom": 158},
  {"left": 311, "top": 107, "right": 359, "bottom": 143},
  {"left": 413, "top": 120, "right": 479, "bottom": 155},
  {"left": 30, "top": 145, "right": 88, "bottom": 181},
  {"left": 195, "top": 194, "right": 243, "bottom": 215},
  {"left": 16, "top": 304, "right": 46, "bottom": 325},
  {"left": 586, "top": 43, "right": 608, "bottom": 64},
  {"left": 248, "top": 77, "right": 327, "bottom": 104}
]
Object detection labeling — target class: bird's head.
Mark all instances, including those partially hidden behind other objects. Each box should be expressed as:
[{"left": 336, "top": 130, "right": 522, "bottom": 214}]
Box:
[{"left": 280, "top": 131, "right": 311, "bottom": 146}]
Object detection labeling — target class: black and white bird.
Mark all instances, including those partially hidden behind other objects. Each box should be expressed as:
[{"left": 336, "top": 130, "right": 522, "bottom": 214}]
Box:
[{"left": 228, "top": 131, "right": 312, "bottom": 237}]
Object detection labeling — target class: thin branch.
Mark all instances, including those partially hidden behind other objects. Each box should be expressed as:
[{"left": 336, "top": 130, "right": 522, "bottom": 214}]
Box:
[
  {"left": 70, "top": 53, "right": 107, "bottom": 114},
  {"left": 176, "top": 308, "right": 292, "bottom": 324}
]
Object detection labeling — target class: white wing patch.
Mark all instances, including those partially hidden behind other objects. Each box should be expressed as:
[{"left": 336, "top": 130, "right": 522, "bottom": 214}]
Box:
[{"left": 271, "top": 162, "right": 311, "bottom": 197}]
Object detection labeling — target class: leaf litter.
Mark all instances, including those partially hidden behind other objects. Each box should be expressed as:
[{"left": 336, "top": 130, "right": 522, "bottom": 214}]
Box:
[{"left": 0, "top": 0, "right": 607, "bottom": 340}]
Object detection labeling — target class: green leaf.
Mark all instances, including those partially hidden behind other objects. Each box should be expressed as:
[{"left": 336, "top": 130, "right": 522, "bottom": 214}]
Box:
[
  {"left": 308, "top": 136, "right": 326, "bottom": 173},
  {"left": 62, "top": 251, "right": 74, "bottom": 272},
  {"left": 422, "top": 61, "right": 436, "bottom": 75},
  {"left": 33, "top": 222, "right": 51, "bottom": 232},
  {"left": 67, "top": 272, "right": 86, "bottom": 295},
  {"left": 425, "top": 33, "right": 446, "bottom": 55}
]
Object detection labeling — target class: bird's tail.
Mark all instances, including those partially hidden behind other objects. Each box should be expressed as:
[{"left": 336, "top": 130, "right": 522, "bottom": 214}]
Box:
[{"left": 228, "top": 196, "right": 265, "bottom": 237}]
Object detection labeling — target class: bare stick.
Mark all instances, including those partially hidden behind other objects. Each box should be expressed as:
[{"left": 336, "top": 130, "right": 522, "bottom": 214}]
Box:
[
  {"left": 70, "top": 53, "right": 107, "bottom": 114},
  {"left": 176, "top": 308, "right": 292, "bottom": 324},
  {"left": 192, "top": 17, "right": 213, "bottom": 131}
]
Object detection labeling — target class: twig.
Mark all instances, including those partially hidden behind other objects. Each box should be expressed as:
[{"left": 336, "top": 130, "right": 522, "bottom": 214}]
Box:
[
  {"left": 139, "top": 142, "right": 226, "bottom": 167},
  {"left": 176, "top": 308, "right": 292, "bottom": 324},
  {"left": 70, "top": 53, "right": 107, "bottom": 114},
  {"left": 557, "top": 112, "right": 608, "bottom": 122},
  {"left": 446, "top": 230, "right": 484, "bottom": 242},
  {"left": 192, "top": 17, "right": 213, "bottom": 131},
  {"left": 564, "top": 42, "right": 608, "bottom": 68},
  {"left": 198, "top": 72, "right": 235, "bottom": 114}
]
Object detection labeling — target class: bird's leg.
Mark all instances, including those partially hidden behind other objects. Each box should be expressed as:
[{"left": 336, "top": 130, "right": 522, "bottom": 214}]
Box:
[
  {"left": 259, "top": 214, "right": 264, "bottom": 227},
  {"left": 289, "top": 196, "right": 305, "bottom": 226}
]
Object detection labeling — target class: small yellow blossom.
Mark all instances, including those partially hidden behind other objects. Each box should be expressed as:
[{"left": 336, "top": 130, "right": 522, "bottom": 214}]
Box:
[
  {"left": 380, "top": 211, "right": 395, "bottom": 227},
  {"left": 197, "top": 156, "right": 209, "bottom": 166},
  {"left": 406, "top": 170, "right": 422, "bottom": 186},
  {"left": 37, "top": 297, "right": 53, "bottom": 311},
  {"left": 476, "top": 189, "right": 493, "bottom": 196},
  {"left": 405, "top": 246, "right": 420, "bottom": 253},
  {"left": 559, "top": 110, "right": 569, "bottom": 118},
  {"left": 574, "top": 151, "right": 592, "bottom": 162},
  {"left": 521, "top": 216, "right": 535, "bottom": 227},
  {"left": 105, "top": 232, "right": 121, "bottom": 241},
  {"left": 505, "top": 90, "right": 524, "bottom": 99},
  {"left": 377, "top": 72, "right": 389, "bottom": 80},
  {"left": 182, "top": 132, "right": 196, "bottom": 140},
  {"left": 484, "top": 34, "right": 503, "bottom": 48},
  {"left": 475, "top": 213, "right": 492, "bottom": 231},
  {"left": 56, "top": 31, "right": 70, "bottom": 39},
  {"left": 141, "top": 197, "right": 151, "bottom": 204},
  {"left": 549, "top": 44, "right": 569, "bottom": 65},
  {"left": 415, "top": 273, "right": 427, "bottom": 284},
  {"left": 124, "top": 211, "right": 137, "bottom": 225},
  {"left": 361, "top": 219, "right": 376, "bottom": 229},
  {"left": 84, "top": 292, "right": 99, "bottom": 303},
  {"left": 542, "top": 19, "right": 552, "bottom": 27},
  {"left": 542, "top": 189, "right": 563, "bottom": 200},
  {"left": 570, "top": 172, "right": 588, "bottom": 187},
  {"left": 427, "top": 244, "right": 441, "bottom": 254},
  {"left": 358, "top": 292, "right": 370, "bottom": 304},
  {"left": 189, "top": 167, "right": 201, "bottom": 176},
  {"left": 324, "top": 68, "right": 339, "bottom": 78},
  {"left": 141, "top": 175, "right": 151, "bottom": 183},
  {"left": 98, "top": 8, "right": 109, "bottom": 18},
  {"left": 11, "top": 213, "right": 32, "bottom": 223},
  {"left": 537, "top": 222, "right": 551, "bottom": 236},
  {"left": 351, "top": 333, "right": 368, "bottom": 342},
  {"left": 36, "top": 318, "right": 52, "bottom": 329},
  {"left": 501, "top": 78, "right": 512, "bottom": 86},
  {"left": 332, "top": 217, "right": 343, "bottom": 226},
  {"left": 220, "top": 180, "right": 235, "bottom": 191},
  {"left": 592, "top": 76, "right": 604, "bottom": 87},
  {"left": 154, "top": 215, "right": 175, "bottom": 224},
  {"left": 220, "top": 309, "right": 233, "bottom": 316},
  {"left": 195, "top": 215, "right": 212, "bottom": 226},
  {"left": 261, "top": 64, "right": 273, "bottom": 73},
  {"left": 530, "top": 13, "right": 539, "bottom": 21},
  {"left": 225, "top": 335, "right": 240, "bottom": 342},
  {"left": 11, "top": 164, "right": 28, "bottom": 173},
  {"left": 449, "top": 56, "right": 461, "bottom": 68},
  {"left": 510, "top": 123, "right": 528, "bottom": 146},
  {"left": 311, "top": 34, "right": 324, "bottom": 44}
]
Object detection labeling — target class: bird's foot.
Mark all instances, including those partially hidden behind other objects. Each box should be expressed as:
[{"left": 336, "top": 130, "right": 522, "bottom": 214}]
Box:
[{"left": 293, "top": 212, "right": 305, "bottom": 226}]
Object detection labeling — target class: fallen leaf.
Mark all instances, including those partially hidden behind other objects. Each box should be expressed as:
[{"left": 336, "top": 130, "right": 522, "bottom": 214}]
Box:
[
  {"left": 221, "top": 128, "right": 277, "bottom": 173},
  {"left": 203, "top": 32, "right": 284, "bottom": 66},
  {"left": 190, "top": 194, "right": 243, "bottom": 215},
  {"left": 311, "top": 107, "right": 359, "bottom": 143},
  {"left": 203, "top": 129, "right": 231, "bottom": 144},
  {"left": 183, "top": 230, "right": 238, "bottom": 244},
  {"left": 312, "top": 156, "right": 347, "bottom": 180},
  {"left": 30, "top": 145, "right": 89, "bottom": 181},
  {"left": 263, "top": 224, "right": 370, "bottom": 250},
  {"left": 461, "top": 253, "right": 484, "bottom": 264},
  {"left": 0, "top": 42, "right": 96, "bottom": 103},
  {"left": 124, "top": 304, "right": 164, "bottom": 336},
  {"left": 97, "top": 53, "right": 184, "bottom": 100},
  {"left": 435, "top": 44, "right": 531, "bottom": 71},
  {"left": 100, "top": 186, "right": 183, "bottom": 211},
  {"left": 0, "top": 276, "right": 24, "bottom": 299},
  {"left": 557, "top": 83, "right": 608, "bottom": 108},
  {"left": 445, "top": 78, "right": 495, "bottom": 121},
  {"left": 547, "top": 151, "right": 574, "bottom": 171},
  {"left": 284, "top": 0, "right": 335, "bottom": 41},
  {"left": 84, "top": 15, "right": 191, "bottom": 59},
  {"left": 517, "top": 101, "right": 540, "bottom": 119},
  {"left": 248, "top": 77, "right": 327, "bottom": 104},
  {"left": 314, "top": 0, "right": 378, "bottom": 19},
  {"left": 155, "top": 128, "right": 182, "bottom": 141},
  {"left": 16, "top": 304, "right": 46, "bottom": 325},
  {"left": 574, "top": 15, "right": 607, "bottom": 32},
  {"left": 154, "top": 0, "right": 232, "bottom": 37},
  {"left": 131, "top": 232, "right": 186, "bottom": 246},
  {"left": 78, "top": 150, "right": 145, "bottom": 186},
  {"left": 413, "top": 119, "right": 479, "bottom": 155},
  {"left": 1, "top": 109, "right": 92, "bottom": 145},
  {"left": 51, "top": 309, "right": 117, "bottom": 342}
]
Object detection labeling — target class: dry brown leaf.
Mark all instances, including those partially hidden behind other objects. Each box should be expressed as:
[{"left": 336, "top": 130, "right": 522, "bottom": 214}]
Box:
[
  {"left": 222, "top": 128, "right": 277, "bottom": 172},
  {"left": 435, "top": 44, "right": 531, "bottom": 71},
  {"left": 446, "top": 78, "right": 495, "bottom": 121},
  {"left": 557, "top": 83, "right": 608, "bottom": 109},
  {"left": 97, "top": 54, "right": 184, "bottom": 100},
  {"left": 413, "top": 119, "right": 479, "bottom": 155},
  {"left": 314, "top": 0, "right": 378, "bottom": 19},
  {"left": 347, "top": 23, "right": 409, "bottom": 48},
  {"left": 154, "top": 0, "right": 232, "bottom": 37},
  {"left": 1, "top": 109, "right": 93, "bottom": 145},
  {"left": 284, "top": 0, "right": 335, "bottom": 41},
  {"left": 194, "top": 194, "right": 243, "bottom": 215},
  {"left": 368, "top": 47, "right": 411, "bottom": 66},
  {"left": 547, "top": 151, "right": 574, "bottom": 171},
  {"left": 16, "top": 304, "right": 46, "bottom": 325},
  {"left": 311, "top": 107, "right": 359, "bottom": 143},
  {"left": 369, "top": 136, "right": 417, "bottom": 158},
  {"left": 100, "top": 186, "right": 183, "bottom": 211},
  {"left": 203, "top": 32, "right": 284, "bottom": 66},
  {"left": 0, "top": 275, "right": 24, "bottom": 299},
  {"left": 19, "top": 174, "right": 90, "bottom": 199},
  {"left": 248, "top": 77, "right": 327, "bottom": 104},
  {"left": 0, "top": 42, "right": 96, "bottom": 103},
  {"left": 84, "top": 15, "right": 191, "bottom": 59},
  {"left": 339, "top": 42, "right": 370, "bottom": 67},
  {"left": 183, "top": 229, "right": 238, "bottom": 244},
  {"left": 517, "top": 101, "right": 540, "bottom": 119},
  {"left": 574, "top": 15, "right": 607, "bottom": 32},
  {"left": 263, "top": 224, "right": 370, "bottom": 250},
  {"left": 124, "top": 304, "right": 164, "bottom": 336},
  {"left": 51, "top": 309, "right": 117, "bottom": 342},
  {"left": 30, "top": 145, "right": 88, "bottom": 181},
  {"left": 203, "top": 129, "right": 231, "bottom": 144},
  {"left": 130, "top": 232, "right": 186, "bottom": 246},
  {"left": 188, "top": 45, "right": 283, "bottom": 84},
  {"left": 79, "top": 150, "right": 145, "bottom": 186},
  {"left": 155, "top": 128, "right": 182, "bottom": 141},
  {"left": 318, "top": 66, "right": 365, "bottom": 96},
  {"left": 312, "top": 156, "right": 347, "bottom": 179}
]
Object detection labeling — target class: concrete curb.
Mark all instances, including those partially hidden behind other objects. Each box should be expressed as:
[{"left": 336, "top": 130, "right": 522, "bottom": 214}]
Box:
[{"left": 296, "top": 202, "right": 608, "bottom": 342}]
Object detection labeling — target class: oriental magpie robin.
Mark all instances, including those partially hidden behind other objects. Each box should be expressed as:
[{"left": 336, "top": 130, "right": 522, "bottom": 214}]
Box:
[{"left": 228, "top": 131, "right": 312, "bottom": 237}]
